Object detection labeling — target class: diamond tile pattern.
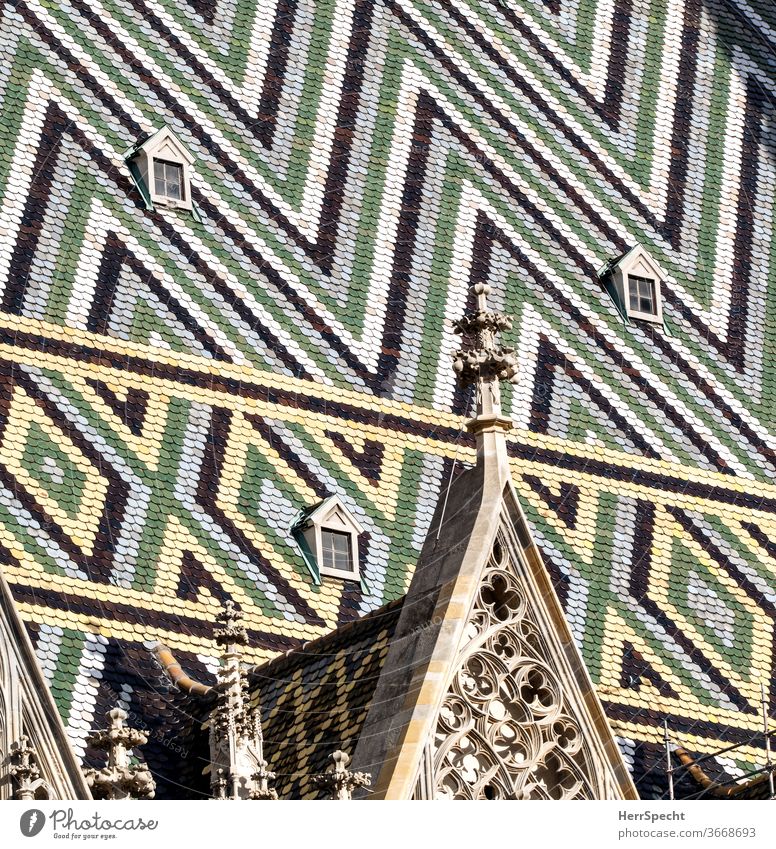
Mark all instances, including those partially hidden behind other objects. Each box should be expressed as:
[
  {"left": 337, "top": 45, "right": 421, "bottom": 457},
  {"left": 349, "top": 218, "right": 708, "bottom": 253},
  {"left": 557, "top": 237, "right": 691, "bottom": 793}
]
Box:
[{"left": 0, "top": 0, "right": 774, "bottom": 798}]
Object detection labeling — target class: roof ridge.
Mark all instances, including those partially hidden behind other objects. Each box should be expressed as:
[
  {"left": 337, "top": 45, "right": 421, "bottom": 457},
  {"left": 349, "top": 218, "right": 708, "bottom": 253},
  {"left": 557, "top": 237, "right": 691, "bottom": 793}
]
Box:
[{"left": 248, "top": 595, "right": 405, "bottom": 680}]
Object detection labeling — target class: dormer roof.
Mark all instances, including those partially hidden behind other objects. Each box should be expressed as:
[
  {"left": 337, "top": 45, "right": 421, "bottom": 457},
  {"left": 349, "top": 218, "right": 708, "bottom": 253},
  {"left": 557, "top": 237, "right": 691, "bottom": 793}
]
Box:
[
  {"left": 125, "top": 127, "right": 195, "bottom": 164},
  {"left": 597, "top": 244, "right": 668, "bottom": 281},
  {"left": 292, "top": 494, "right": 365, "bottom": 535}
]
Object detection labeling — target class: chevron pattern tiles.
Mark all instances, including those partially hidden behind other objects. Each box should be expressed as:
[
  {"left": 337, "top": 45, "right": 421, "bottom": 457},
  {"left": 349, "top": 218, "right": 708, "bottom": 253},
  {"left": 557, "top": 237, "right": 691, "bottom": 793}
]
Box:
[{"left": 0, "top": 0, "right": 775, "bottom": 798}]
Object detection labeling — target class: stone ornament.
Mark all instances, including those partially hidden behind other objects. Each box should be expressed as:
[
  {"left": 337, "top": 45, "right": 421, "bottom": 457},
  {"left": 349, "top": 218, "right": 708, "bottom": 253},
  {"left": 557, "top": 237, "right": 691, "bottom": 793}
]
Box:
[
  {"left": 83, "top": 708, "right": 156, "bottom": 800},
  {"left": 9, "top": 736, "right": 44, "bottom": 800},
  {"left": 452, "top": 283, "right": 518, "bottom": 387},
  {"left": 248, "top": 760, "right": 279, "bottom": 800},
  {"left": 428, "top": 536, "right": 601, "bottom": 800},
  {"left": 214, "top": 599, "right": 249, "bottom": 648},
  {"left": 313, "top": 750, "right": 371, "bottom": 800},
  {"left": 209, "top": 600, "right": 277, "bottom": 800}
]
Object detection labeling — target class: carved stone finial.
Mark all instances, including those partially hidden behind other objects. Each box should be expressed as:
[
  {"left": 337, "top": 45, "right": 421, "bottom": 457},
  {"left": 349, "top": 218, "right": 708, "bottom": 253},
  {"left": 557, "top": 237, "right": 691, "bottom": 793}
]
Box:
[
  {"left": 313, "top": 750, "right": 371, "bottom": 800},
  {"left": 452, "top": 283, "right": 517, "bottom": 424},
  {"left": 248, "top": 759, "right": 279, "bottom": 800},
  {"left": 10, "top": 736, "right": 41, "bottom": 800},
  {"left": 214, "top": 599, "right": 248, "bottom": 649},
  {"left": 452, "top": 283, "right": 517, "bottom": 385},
  {"left": 208, "top": 600, "right": 277, "bottom": 800},
  {"left": 83, "top": 707, "right": 155, "bottom": 799}
]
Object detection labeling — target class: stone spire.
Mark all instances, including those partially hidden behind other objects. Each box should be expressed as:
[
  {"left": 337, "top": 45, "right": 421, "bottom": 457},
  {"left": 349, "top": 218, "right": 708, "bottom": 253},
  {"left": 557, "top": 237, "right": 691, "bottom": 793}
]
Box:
[
  {"left": 209, "top": 600, "right": 277, "bottom": 800},
  {"left": 452, "top": 282, "right": 517, "bottom": 475},
  {"left": 83, "top": 708, "right": 156, "bottom": 799},
  {"left": 350, "top": 281, "right": 637, "bottom": 800},
  {"left": 313, "top": 750, "right": 371, "bottom": 800}
]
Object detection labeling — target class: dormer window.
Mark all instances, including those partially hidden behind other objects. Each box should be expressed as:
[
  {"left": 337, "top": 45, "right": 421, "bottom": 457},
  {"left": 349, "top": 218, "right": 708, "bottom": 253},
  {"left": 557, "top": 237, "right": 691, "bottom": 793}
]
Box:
[
  {"left": 291, "top": 495, "right": 363, "bottom": 581},
  {"left": 125, "top": 127, "right": 194, "bottom": 211},
  {"left": 320, "top": 528, "right": 353, "bottom": 573},
  {"left": 598, "top": 245, "right": 666, "bottom": 324}
]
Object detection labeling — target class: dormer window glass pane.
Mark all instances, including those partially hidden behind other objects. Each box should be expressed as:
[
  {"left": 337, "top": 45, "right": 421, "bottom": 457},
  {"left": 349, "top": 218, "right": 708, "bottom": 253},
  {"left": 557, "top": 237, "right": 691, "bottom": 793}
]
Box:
[
  {"left": 320, "top": 529, "right": 352, "bottom": 573},
  {"left": 154, "top": 159, "right": 184, "bottom": 201},
  {"left": 628, "top": 275, "right": 657, "bottom": 315}
]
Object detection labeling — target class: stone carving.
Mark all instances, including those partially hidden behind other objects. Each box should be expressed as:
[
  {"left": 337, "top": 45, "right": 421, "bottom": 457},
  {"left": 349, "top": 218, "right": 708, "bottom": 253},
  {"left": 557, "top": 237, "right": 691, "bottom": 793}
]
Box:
[
  {"left": 209, "top": 600, "right": 277, "bottom": 800},
  {"left": 248, "top": 759, "right": 279, "bottom": 800},
  {"left": 452, "top": 283, "right": 518, "bottom": 387},
  {"left": 9, "top": 736, "right": 45, "bottom": 800},
  {"left": 429, "top": 535, "right": 600, "bottom": 800},
  {"left": 313, "top": 750, "right": 371, "bottom": 800},
  {"left": 83, "top": 708, "right": 156, "bottom": 799}
]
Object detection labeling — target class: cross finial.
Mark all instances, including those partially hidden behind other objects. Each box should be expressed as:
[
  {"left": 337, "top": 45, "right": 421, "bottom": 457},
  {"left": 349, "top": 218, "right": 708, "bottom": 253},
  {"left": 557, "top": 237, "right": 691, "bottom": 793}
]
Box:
[
  {"left": 452, "top": 282, "right": 517, "bottom": 423},
  {"left": 214, "top": 599, "right": 247, "bottom": 650},
  {"left": 84, "top": 707, "right": 155, "bottom": 799}
]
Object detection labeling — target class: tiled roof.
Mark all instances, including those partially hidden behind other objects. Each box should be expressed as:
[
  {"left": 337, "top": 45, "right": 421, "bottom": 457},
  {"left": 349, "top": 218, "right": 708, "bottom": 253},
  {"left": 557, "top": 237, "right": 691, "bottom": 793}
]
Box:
[
  {"left": 673, "top": 745, "right": 776, "bottom": 801},
  {"left": 0, "top": 0, "right": 773, "bottom": 799},
  {"left": 727, "top": 774, "right": 775, "bottom": 801},
  {"left": 248, "top": 597, "right": 404, "bottom": 799}
]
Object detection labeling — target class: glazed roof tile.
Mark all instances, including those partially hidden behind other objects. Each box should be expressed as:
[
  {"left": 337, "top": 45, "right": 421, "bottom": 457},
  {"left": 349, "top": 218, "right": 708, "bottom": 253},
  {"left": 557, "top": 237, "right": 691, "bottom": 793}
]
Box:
[
  {"left": 248, "top": 597, "right": 404, "bottom": 799},
  {"left": 0, "top": 0, "right": 773, "bottom": 800}
]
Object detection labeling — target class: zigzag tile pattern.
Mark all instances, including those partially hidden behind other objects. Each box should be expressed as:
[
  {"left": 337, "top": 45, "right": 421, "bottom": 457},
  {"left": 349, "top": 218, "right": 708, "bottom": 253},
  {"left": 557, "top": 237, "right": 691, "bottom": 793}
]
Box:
[
  {"left": 0, "top": 0, "right": 774, "bottom": 798},
  {"left": 249, "top": 596, "right": 403, "bottom": 800}
]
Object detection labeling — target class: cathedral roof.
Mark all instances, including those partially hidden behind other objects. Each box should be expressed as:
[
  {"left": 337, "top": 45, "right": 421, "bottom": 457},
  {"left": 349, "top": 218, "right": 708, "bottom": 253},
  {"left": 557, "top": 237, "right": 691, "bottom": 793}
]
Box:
[
  {"left": 0, "top": 0, "right": 774, "bottom": 801},
  {"left": 0, "top": 569, "right": 92, "bottom": 799},
  {"left": 247, "top": 596, "right": 404, "bottom": 799}
]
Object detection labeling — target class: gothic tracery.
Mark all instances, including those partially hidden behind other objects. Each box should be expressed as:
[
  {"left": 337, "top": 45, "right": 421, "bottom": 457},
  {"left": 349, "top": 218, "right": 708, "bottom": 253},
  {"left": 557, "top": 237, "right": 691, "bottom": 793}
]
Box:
[{"left": 429, "top": 534, "right": 601, "bottom": 800}]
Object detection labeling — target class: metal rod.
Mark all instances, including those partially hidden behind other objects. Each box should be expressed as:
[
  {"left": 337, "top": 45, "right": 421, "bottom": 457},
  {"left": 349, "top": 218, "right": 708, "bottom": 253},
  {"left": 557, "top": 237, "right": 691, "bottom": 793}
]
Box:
[
  {"left": 664, "top": 719, "right": 674, "bottom": 801},
  {"left": 762, "top": 682, "right": 775, "bottom": 800},
  {"left": 435, "top": 455, "right": 458, "bottom": 544},
  {"left": 434, "top": 386, "right": 473, "bottom": 545}
]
